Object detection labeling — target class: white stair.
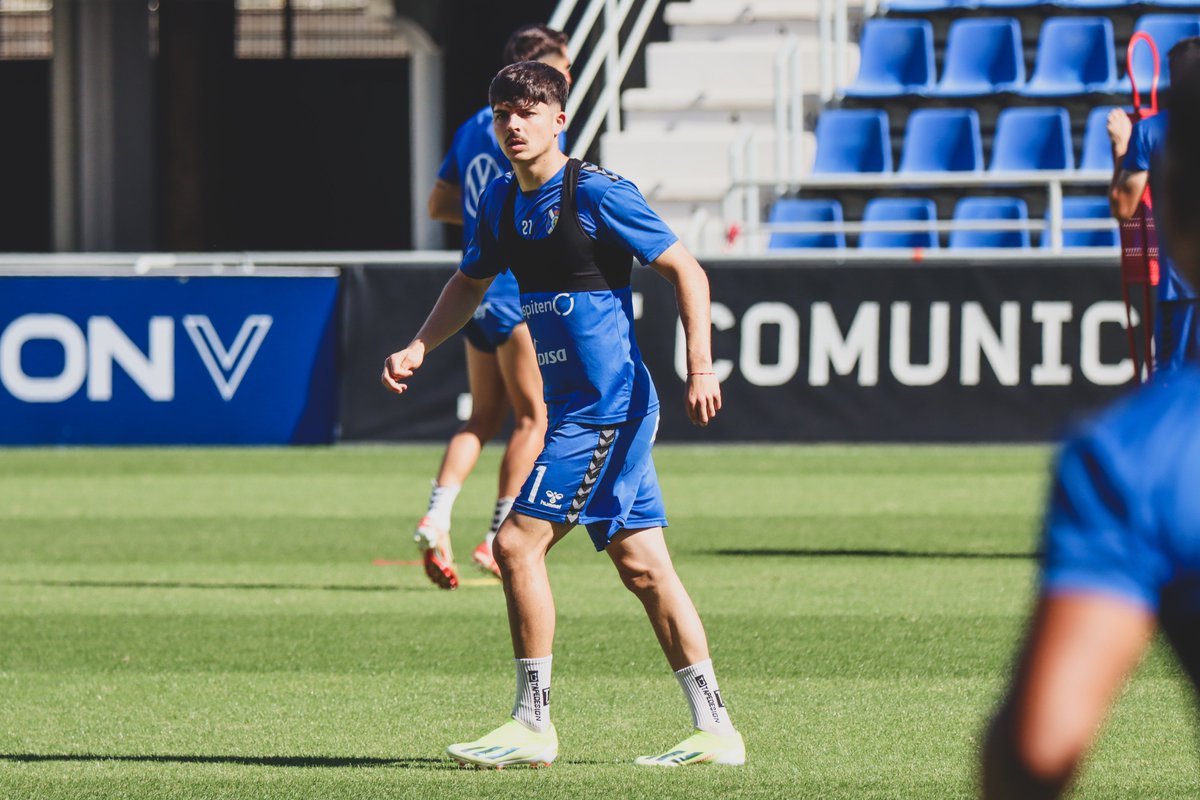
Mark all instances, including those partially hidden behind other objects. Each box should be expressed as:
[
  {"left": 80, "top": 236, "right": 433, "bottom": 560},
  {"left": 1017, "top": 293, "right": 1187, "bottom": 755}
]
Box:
[{"left": 664, "top": 0, "right": 856, "bottom": 41}]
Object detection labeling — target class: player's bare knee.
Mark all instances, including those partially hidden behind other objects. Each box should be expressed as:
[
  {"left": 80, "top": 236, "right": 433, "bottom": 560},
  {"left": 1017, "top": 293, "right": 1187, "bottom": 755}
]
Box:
[
  {"left": 615, "top": 560, "right": 663, "bottom": 597},
  {"left": 461, "top": 409, "right": 505, "bottom": 442}
]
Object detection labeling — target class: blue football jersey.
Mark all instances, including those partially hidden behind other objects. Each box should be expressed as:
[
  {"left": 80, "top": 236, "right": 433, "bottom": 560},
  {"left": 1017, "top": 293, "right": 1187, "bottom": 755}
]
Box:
[
  {"left": 438, "top": 106, "right": 519, "bottom": 312},
  {"left": 1040, "top": 366, "right": 1200, "bottom": 613},
  {"left": 460, "top": 160, "right": 678, "bottom": 424}
]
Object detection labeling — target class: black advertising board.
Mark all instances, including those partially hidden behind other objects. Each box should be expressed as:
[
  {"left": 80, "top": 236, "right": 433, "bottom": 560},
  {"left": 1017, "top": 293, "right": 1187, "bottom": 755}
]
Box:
[{"left": 340, "top": 259, "right": 1136, "bottom": 442}]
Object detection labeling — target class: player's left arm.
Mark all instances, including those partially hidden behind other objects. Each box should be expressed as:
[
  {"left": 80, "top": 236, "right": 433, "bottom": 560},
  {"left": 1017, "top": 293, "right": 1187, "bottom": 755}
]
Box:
[
  {"left": 428, "top": 179, "right": 463, "bottom": 225},
  {"left": 650, "top": 242, "right": 721, "bottom": 427}
]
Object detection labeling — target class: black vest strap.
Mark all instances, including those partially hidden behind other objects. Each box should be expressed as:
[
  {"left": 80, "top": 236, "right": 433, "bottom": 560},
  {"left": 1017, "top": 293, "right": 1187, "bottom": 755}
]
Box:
[{"left": 499, "top": 159, "right": 633, "bottom": 294}]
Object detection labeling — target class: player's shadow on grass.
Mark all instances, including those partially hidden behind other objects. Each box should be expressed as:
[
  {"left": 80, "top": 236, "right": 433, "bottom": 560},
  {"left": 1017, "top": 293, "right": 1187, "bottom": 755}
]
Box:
[
  {"left": 715, "top": 548, "right": 1035, "bottom": 560},
  {"left": 0, "top": 753, "right": 453, "bottom": 770},
  {"left": 7, "top": 580, "right": 428, "bottom": 593}
]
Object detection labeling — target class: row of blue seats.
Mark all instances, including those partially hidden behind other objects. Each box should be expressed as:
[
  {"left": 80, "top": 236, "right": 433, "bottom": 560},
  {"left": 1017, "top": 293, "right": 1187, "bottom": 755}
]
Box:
[
  {"left": 767, "top": 196, "right": 1118, "bottom": 249},
  {"left": 815, "top": 106, "right": 1123, "bottom": 173},
  {"left": 886, "top": 0, "right": 1200, "bottom": 14},
  {"left": 848, "top": 15, "right": 1197, "bottom": 98}
]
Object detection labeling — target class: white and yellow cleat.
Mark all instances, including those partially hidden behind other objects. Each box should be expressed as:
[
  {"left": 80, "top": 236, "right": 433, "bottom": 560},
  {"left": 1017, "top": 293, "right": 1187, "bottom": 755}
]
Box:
[
  {"left": 634, "top": 729, "right": 746, "bottom": 767},
  {"left": 447, "top": 719, "right": 558, "bottom": 769}
]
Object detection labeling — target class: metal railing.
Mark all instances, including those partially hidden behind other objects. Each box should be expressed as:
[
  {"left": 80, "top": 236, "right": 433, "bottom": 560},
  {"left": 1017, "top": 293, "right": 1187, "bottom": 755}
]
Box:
[{"left": 549, "top": 0, "right": 664, "bottom": 160}]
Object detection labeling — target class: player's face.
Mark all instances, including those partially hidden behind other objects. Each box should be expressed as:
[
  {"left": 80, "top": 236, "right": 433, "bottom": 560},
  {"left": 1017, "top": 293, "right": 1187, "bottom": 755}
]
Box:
[{"left": 492, "top": 100, "right": 566, "bottom": 164}]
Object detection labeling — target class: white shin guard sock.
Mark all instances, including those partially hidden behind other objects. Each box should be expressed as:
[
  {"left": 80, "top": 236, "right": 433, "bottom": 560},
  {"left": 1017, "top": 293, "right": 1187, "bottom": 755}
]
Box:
[
  {"left": 674, "top": 659, "right": 735, "bottom": 735},
  {"left": 512, "top": 656, "right": 552, "bottom": 732},
  {"left": 425, "top": 481, "right": 461, "bottom": 531}
]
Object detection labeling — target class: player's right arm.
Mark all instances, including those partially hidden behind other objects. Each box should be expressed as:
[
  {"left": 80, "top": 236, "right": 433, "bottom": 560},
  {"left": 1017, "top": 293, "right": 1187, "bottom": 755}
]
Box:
[
  {"left": 1109, "top": 115, "right": 1150, "bottom": 221},
  {"left": 381, "top": 270, "right": 493, "bottom": 394},
  {"left": 428, "top": 179, "right": 464, "bottom": 225}
]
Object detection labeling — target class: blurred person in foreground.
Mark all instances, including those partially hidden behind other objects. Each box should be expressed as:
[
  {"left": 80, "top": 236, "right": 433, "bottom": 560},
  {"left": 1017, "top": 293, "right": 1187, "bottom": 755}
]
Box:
[
  {"left": 414, "top": 25, "right": 570, "bottom": 589},
  {"left": 982, "top": 57, "right": 1200, "bottom": 800},
  {"left": 382, "top": 61, "right": 744, "bottom": 768},
  {"left": 1108, "top": 37, "right": 1200, "bottom": 373}
]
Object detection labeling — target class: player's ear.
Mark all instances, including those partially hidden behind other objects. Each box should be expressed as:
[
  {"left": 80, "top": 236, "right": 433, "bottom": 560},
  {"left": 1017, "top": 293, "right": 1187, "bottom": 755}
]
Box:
[{"left": 554, "top": 110, "right": 566, "bottom": 134}]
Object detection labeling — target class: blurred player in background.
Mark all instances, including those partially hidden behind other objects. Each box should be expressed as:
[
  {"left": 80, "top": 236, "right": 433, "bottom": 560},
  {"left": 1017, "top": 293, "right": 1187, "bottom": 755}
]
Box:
[
  {"left": 415, "top": 25, "right": 570, "bottom": 589},
  {"left": 382, "top": 61, "right": 745, "bottom": 768},
  {"left": 1108, "top": 37, "right": 1200, "bottom": 373},
  {"left": 983, "top": 58, "right": 1200, "bottom": 800}
]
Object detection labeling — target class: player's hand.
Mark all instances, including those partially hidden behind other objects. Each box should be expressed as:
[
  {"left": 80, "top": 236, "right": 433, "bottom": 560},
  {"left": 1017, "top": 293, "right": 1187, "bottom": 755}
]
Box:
[
  {"left": 381, "top": 343, "right": 426, "bottom": 395},
  {"left": 685, "top": 373, "right": 722, "bottom": 427},
  {"left": 1107, "top": 109, "right": 1132, "bottom": 157}
]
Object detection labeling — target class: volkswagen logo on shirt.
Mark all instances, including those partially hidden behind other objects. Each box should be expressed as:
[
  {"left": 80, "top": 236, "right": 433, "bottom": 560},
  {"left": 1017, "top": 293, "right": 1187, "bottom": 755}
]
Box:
[
  {"left": 552, "top": 293, "right": 575, "bottom": 316},
  {"left": 463, "top": 154, "right": 503, "bottom": 219}
]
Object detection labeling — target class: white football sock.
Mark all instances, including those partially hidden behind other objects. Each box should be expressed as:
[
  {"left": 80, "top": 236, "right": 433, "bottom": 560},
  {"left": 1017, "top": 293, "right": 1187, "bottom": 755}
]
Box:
[
  {"left": 487, "top": 496, "right": 515, "bottom": 545},
  {"left": 512, "top": 656, "right": 552, "bottom": 732},
  {"left": 674, "top": 659, "right": 735, "bottom": 735},
  {"left": 425, "top": 481, "right": 461, "bottom": 531}
]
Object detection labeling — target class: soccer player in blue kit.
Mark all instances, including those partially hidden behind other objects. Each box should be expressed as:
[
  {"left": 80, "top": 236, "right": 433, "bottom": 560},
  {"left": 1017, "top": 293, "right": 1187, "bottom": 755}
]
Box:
[
  {"left": 1108, "top": 38, "right": 1200, "bottom": 372},
  {"left": 382, "top": 61, "right": 745, "bottom": 768},
  {"left": 982, "top": 59, "right": 1200, "bottom": 799},
  {"left": 414, "top": 25, "right": 570, "bottom": 588}
]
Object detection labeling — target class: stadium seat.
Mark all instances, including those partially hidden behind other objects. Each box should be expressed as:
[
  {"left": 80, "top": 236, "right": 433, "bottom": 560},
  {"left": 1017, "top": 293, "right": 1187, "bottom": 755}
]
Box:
[
  {"left": 1079, "top": 106, "right": 1123, "bottom": 171},
  {"left": 767, "top": 199, "right": 846, "bottom": 249},
  {"left": 812, "top": 109, "right": 893, "bottom": 174},
  {"left": 1116, "top": 14, "right": 1200, "bottom": 92},
  {"left": 1020, "top": 17, "right": 1117, "bottom": 96},
  {"left": 949, "top": 197, "right": 1031, "bottom": 248},
  {"left": 975, "top": 0, "right": 1049, "bottom": 10},
  {"left": 882, "top": 0, "right": 969, "bottom": 11},
  {"left": 1053, "top": 0, "right": 1136, "bottom": 10},
  {"left": 1045, "top": 196, "right": 1119, "bottom": 248},
  {"left": 860, "top": 198, "right": 938, "bottom": 249},
  {"left": 844, "top": 19, "right": 936, "bottom": 97},
  {"left": 990, "top": 107, "right": 1074, "bottom": 171},
  {"left": 898, "top": 108, "right": 984, "bottom": 172},
  {"left": 931, "top": 18, "right": 1025, "bottom": 97},
  {"left": 1143, "top": 0, "right": 1200, "bottom": 9}
]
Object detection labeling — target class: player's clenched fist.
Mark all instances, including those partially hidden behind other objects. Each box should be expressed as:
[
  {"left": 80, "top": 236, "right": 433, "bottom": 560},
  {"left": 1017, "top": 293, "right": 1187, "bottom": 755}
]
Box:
[{"left": 381, "top": 343, "right": 426, "bottom": 394}]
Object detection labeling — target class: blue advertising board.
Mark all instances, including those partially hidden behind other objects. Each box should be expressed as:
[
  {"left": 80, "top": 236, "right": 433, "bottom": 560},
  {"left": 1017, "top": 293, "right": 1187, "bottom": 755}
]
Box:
[{"left": 0, "top": 274, "right": 338, "bottom": 444}]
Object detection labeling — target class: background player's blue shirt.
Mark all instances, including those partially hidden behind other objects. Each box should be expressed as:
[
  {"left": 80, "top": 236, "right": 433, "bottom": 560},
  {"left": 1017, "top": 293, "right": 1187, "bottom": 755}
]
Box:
[
  {"left": 460, "top": 162, "right": 678, "bottom": 424},
  {"left": 1040, "top": 366, "right": 1200, "bottom": 613},
  {"left": 1124, "top": 112, "right": 1195, "bottom": 304},
  {"left": 438, "top": 106, "right": 520, "bottom": 309}
]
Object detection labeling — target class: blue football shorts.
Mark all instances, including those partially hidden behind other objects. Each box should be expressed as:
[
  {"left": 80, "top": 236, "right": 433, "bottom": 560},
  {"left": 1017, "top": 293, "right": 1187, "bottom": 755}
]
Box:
[
  {"left": 511, "top": 410, "right": 668, "bottom": 550},
  {"left": 1155, "top": 299, "right": 1200, "bottom": 373},
  {"left": 463, "top": 296, "right": 525, "bottom": 353}
]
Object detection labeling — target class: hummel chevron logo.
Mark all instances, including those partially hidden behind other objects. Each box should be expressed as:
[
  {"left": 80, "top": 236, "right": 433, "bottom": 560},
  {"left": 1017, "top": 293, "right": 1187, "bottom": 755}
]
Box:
[{"left": 183, "top": 315, "right": 272, "bottom": 401}]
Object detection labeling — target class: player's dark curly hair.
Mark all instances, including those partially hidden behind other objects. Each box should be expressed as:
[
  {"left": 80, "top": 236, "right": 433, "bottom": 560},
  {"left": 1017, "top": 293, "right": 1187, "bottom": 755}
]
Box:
[
  {"left": 489, "top": 61, "right": 569, "bottom": 111},
  {"left": 1163, "top": 54, "right": 1200, "bottom": 284},
  {"left": 503, "top": 24, "right": 568, "bottom": 66}
]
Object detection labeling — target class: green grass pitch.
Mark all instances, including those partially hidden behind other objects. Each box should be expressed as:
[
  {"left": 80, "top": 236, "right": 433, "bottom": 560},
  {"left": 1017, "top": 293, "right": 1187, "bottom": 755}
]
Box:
[{"left": 0, "top": 445, "right": 1196, "bottom": 799}]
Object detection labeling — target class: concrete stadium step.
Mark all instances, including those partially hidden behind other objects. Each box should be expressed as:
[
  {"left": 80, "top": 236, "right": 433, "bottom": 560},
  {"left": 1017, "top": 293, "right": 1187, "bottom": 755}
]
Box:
[
  {"left": 664, "top": 0, "right": 864, "bottom": 41},
  {"left": 600, "top": 128, "right": 815, "bottom": 201},
  {"left": 644, "top": 38, "right": 859, "bottom": 95},
  {"left": 621, "top": 86, "right": 822, "bottom": 131}
]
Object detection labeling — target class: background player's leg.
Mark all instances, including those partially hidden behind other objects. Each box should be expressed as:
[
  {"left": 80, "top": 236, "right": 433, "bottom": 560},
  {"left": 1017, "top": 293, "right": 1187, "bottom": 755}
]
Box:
[
  {"left": 495, "top": 323, "right": 547, "bottom": 500},
  {"left": 471, "top": 324, "right": 546, "bottom": 577},
  {"left": 606, "top": 526, "right": 710, "bottom": 670},
  {"left": 433, "top": 340, "right": 509, "bottom": 490},
  {"left": 415, "top": 340, "right": 508, "bottom": 589},
  {"left": 981, "top": 593, "right": 1155, "bottom": 799}
]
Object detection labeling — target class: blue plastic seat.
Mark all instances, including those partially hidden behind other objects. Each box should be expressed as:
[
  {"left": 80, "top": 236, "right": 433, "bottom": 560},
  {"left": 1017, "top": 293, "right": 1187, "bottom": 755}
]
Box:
[
  {"left": 1116, "top": 15, "right": 1200, "bottom": 92},
  {"left": 845, "top": 19, "right": 936, "bottom": 97},
  {"left": 1079, "top": 106, "right": 1123, "bottom": 171},
  {"left": 1021, "top": 17, "right": 1117, "bottom": 96},
  {"left": 1143, "top": 0, "right": 1200, "bottom": 8},
  {"left": 767, "top": 199, "right": 846, "bottom": 249},
  {"left": 899, "top": 109, "right": 983, "bottom": 172},
  {"left": 1044, "top": 196, "right": 1118, "bottom": 248},
  {"left": 1054, "top": 0, "right": 1135, "bottom": 9},
  {"left": 990, "top": 107, "right": 1074, "bottom": 171},
  {"left": 931, "top": 18, "right": 1025, "bottom": 97},
  {"left": 812, "top": 109, "right": 893, "bottom": 174},
  {"left": 976, "top": 0, "right": 1049, "bottom": 10},
  {"left": 882, "top": 0, "right": 968, "bottom": 11},
  {"left": 860, "top": 198, "right": 938, "bottom": 249},
  {"left": 949, "top": 197, "right": 1031, "bottom": 248}
]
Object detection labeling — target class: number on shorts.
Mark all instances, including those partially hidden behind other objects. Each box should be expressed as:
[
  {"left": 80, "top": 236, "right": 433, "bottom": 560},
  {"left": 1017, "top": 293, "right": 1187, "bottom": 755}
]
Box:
[{"left": 527, "top": 464, "right": 547, "bottom": 503}]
